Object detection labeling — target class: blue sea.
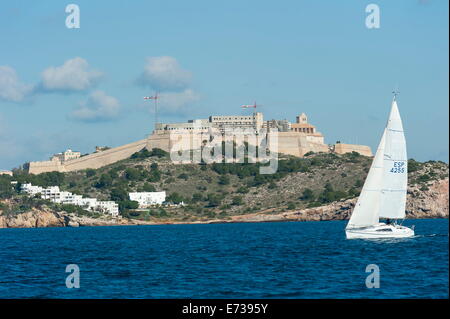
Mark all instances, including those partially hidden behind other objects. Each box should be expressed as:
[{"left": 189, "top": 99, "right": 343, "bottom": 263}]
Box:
[{"left": 0, "top": 219, "right": 448, "bottom": 299}]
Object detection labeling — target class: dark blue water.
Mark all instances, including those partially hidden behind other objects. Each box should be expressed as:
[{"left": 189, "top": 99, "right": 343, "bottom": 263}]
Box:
[{"left": 0, "top": 219, "right": 448, "bottom": 299}]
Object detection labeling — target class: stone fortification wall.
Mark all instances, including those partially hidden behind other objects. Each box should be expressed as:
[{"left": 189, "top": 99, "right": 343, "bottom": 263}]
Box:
[
  {"left": 28, "top": 159, "right": 66, "bottom": 174},
  {"left": 146, "top": 131, "right": 337, "bottom": 158},
  {"left": 28, "top": 139, "right": 147, "bottom": 174},
  {"left": 334, "top": 143, "right": 373, "bottom": 157},
  {"left": 28, "top": 134, "right": 372, "bottom": 175}
]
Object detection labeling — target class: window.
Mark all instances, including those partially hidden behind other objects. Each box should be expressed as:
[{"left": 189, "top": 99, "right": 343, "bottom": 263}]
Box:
[{"left": 376, "top": 228, "right": 392, "bottom": 232}]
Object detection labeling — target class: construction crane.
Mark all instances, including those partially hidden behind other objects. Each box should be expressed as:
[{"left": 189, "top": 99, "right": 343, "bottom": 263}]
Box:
[
  {"left": 144, "top": 93, "right": 159, "bottom": 128},
  {"left": 241, "top": 101, "right": 262, "bottom": 133}
]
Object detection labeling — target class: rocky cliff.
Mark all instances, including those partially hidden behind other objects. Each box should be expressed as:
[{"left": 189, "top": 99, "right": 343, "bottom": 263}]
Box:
[
  {"left": 0, "top": 209, "right": 68, "bottom": 228},
  {"left": 230, "top": 178, "right": 449, "bottom": 223}
]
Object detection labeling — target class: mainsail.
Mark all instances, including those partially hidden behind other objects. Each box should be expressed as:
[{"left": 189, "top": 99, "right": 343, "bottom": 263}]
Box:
[
  {"left": 346, "top": 129, "right": 386, "bottom": 229},
  {"left": 379, "top": 99, "right": 408, "bottom": 219},
  {"left": 347, "top": 97, "right": 408, "bottom": 229}
]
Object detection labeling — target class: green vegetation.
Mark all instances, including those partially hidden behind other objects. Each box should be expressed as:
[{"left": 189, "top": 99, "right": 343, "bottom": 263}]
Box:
[
  {"left": 2, "top": 151, "right": 447, "bottom": 223},
  {"left": 130, "top": 148, "right": 168, "bottom": 160}
]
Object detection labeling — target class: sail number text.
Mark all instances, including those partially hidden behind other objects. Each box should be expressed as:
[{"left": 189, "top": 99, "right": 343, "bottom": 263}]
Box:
[{"left": 390, "top": 161, "right": 405, "bottom": 173}]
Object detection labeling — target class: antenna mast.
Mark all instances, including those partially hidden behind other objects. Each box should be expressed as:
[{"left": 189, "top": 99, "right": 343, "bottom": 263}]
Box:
[{"left": 392, "top": 85, "right": 400, "bottom": 101}]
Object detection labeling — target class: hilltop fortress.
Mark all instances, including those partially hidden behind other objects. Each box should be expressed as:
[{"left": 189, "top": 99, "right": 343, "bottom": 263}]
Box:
[{"left": 27, "top": 112, "right": 372, "bottom": 174}]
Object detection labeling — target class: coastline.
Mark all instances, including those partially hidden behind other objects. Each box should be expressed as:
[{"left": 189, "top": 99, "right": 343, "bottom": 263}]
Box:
[
  {"left": 1, "top": 196, "right": 447, "bottom": 229},
  {"left": 1, "top": 177, "right": 448, "bottom": 229}
]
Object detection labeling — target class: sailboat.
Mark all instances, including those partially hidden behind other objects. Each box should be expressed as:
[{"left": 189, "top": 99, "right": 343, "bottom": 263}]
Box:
[{"left": 345, "top": 93, "right": 415, "bottom": 239}]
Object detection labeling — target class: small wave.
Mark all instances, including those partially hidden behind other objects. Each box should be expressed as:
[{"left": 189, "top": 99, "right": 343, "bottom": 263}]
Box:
[{"left": 414, "top": 233, "right": 449, "bottom": 238}]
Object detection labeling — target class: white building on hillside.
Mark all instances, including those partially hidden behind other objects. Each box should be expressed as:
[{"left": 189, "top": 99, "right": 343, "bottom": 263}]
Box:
[
  {"left": 80, "top": 198, "right": 98, "bottom": 210},
  {"left": 46, "top": 191, "right": 72, "bottom": 203},
  {"left": 41, "top": 186, "right": 60, "bottom": 199},
  {"left": 96, "top": 201, "right": 119, "bottom": 217},
  {"left": 60, "top": 193, "right": 83, "bottom": 205},
  {"left": 20, "top": 183, "right": 119, "bottom": 217},
  {"left": 21, "top": 183, "right": 44, "bottom": 196},
  {"left": 129, "top": 191, "right": 166, "bottom": 208}
]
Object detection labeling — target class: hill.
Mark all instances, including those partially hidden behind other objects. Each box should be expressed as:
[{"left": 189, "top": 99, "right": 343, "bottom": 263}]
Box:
[{"left": 1, "top": 149, "right": 448, "bottom": 227}]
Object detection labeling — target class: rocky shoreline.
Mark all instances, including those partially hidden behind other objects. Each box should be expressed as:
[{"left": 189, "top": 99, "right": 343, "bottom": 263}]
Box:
[{"left": 1, "top": 178, "right": 448, "bottom": 229}]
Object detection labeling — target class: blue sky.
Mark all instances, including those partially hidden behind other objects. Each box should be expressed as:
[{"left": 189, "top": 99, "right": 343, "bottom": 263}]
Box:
[{"left": 0, "top": 0, "right": 448, "bottom": 170}]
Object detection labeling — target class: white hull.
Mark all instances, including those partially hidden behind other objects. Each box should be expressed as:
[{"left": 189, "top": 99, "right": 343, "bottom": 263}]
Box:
[{"left": 346, "top": 223, "right": 414, "bottom": 239}]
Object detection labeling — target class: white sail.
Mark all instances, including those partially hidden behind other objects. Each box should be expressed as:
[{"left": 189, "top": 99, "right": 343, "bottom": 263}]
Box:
[
  {"left": 379, "top": 99, "right": 408, "bottom": 219},
  {"left": 346, "top": 129, "right": 386, "bottom": 229}
]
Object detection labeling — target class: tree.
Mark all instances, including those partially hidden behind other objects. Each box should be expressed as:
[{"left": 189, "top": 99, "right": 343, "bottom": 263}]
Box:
[
  {"left": 148, "top": 170, "right": 161, "bottom": 182},
  {"left": 118, "top": 200, "right": 139, "bottom": 212},
  {"left": 218, "top": 175, "right": 230, "bottom": 185},
  {"left": 108, "top": 170, "right": 119, "bottom": 179},
  {"left": 142, "top": 183, "right": 156, "bottom": 192},
  {"left": 150, "top": 163, "right": 158, "bottom": 170},
  {"left": 237, "top": 186, "right": 249, "bottom": 194},
  {"left": 125, "top": 168, "right": 141, "bottom": 181},
  {"left": 192, "top": 193, "right": 203, "bottom": 203},
  {"left": 85, "top": 169, "right": 96, "bottom": 178},
  {"left": 0, "top": 178, "right": 14, "bottom": 199},
  {"left": 354, "top": 179, "right": 363, "bottom": 188},
  {"left": 231, "top": 196, "right": 243, "bottom": 206},
  {"left": 150, "top": 148, "right": 168, "bottom": 158},
  {"left": 167, "top": 192, "right": 184, "bottom": 204},
  {"left": 408, "top": 158, "right": 421, "bottom": 173},
  {"left": 287, "top": 202, "right": 296, "bottom": 210},
  {"left": 300, "top": 188, "right": 314, "bottom": 201},
  {"left": 178, "top": 173, "right": 189, "bottom": 180},
  {"left": 207, "top": 193, "right": 222, "bottom": 207},
  {"left": 95, "top": 174, "right": 112, "bottom": 188},
  {"left": 318, "top": 183, "right": 346, "bottom": 204},
  {"left": 110, "top": 187, "right": 128, "bottom": 202}
]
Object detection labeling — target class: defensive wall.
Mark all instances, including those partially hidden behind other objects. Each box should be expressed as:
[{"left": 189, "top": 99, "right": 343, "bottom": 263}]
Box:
[
  {"left": 28, "top": 133, "right": 372, "bottom": 174},
  {"left": 28, "top": 139, "right": 147, "bottom": 174}
]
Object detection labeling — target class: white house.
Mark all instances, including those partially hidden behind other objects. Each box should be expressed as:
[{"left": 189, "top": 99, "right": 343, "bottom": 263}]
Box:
[
  {"left": 80, "top": 198, "right": 98, "bottom": 210},
  {"left": 21, "top": 183, "right": 44, "bottom": 196},
  {"left": 95, "top": 201, "right": 119, "bottom": 217},
  {"left": 60, "top": 194, "right": 83, "bottom": 205},
  {"left": 129, "top": 191, "right": 166, "bottom": 208},
  {"left": 40, "top": 186, "right": 60, "bottom": 199},
  {"left": 19, "top": 182, "right": 119, "bottom": 217},
  {"left": 47, "top": 191, "right": 72, "bottom": 203}
]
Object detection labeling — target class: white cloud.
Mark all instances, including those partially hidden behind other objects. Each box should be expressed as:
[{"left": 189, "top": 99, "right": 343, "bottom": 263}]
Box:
[
  {"left": 70, "top": 90, "right": 120, "bottom": 122},
  {"left": 157, "top": 89, "right": 199, "bottom": 112},
  {"left": 137, "top": 56, "right": 192, "bottom": 91},
  {"left": 40, "top": 57, "right": 102, "bottom": 92},
  {"left": 0, "top": 66, "right": 33, "bottom": 102}
]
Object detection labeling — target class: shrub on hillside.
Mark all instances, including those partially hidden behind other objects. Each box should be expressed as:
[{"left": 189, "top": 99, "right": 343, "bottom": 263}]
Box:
[{"left": 95, "top": 174, "right": 113, "bottom": 188}]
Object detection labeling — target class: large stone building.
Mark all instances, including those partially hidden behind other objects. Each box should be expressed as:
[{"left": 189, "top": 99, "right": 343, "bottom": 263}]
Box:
[
  {"left": 155, "top": 112, "right": 264, "bottom": 134},
  {"left": 50, "top": 149, "right": 81, "bottom": 162},
  {"left": 26, "top": 111, "right": 372, "bottom": 174}
]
